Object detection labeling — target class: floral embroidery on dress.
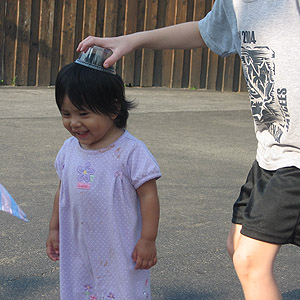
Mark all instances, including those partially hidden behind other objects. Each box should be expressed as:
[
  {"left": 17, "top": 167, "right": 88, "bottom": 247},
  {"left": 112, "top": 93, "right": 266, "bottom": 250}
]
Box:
[
  {"left": 77, "top": 162, "right": 95, "bottom": 189},
  {"left": 82, "top": 285, "right": 119, "bottom": 300},
  {"left": 107, "top": 292, "right": 115, "bottom": 299},
  {"left": 77, "top": 162, "right": 95, "bottom": 183},
  {"left": 84, "top": 284, "right": 97, "bottom": 300}
]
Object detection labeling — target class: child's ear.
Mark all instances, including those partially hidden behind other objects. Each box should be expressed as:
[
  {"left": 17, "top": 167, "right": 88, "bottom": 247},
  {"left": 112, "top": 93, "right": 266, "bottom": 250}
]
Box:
[
  {"left": 110, "top": 100, "right": 121, "bottom": 120},
  {"left": 109, "top": 113, "right": 118, "bottom": 120}
]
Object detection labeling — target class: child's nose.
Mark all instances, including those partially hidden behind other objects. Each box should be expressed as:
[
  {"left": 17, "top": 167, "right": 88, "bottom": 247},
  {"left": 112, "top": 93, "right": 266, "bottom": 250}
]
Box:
[{"left": 70, "top": 117, "right": 81, "bottom": 128}]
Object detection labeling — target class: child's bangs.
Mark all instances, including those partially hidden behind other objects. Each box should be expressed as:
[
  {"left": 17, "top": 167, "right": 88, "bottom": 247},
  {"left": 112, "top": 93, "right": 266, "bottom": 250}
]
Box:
[{"left": 67, "top": 88, "right": 95, "bottom": 113}]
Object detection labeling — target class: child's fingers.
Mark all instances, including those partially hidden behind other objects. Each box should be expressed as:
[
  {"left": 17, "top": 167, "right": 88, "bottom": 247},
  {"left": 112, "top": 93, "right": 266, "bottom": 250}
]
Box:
[
  {"left": 132, "top": 248, "right": 137, "bottom": 262},
  {"left": 147, "top": 257, "right": 157, "bottom": 269},
  {"left": 46, "top": 246, "right": 55, "bottom": 261},
  {"left": 47, "top": 247, "right": 59, "bottom": 261},
  {"left": 135, "top": 258, "right": 151, "bottom": 270},
  {"left": 153, "top": 256, "right": 157, "bottom": 266},
  {"left": 46, "top": 241, "right": 59, "bottom": 261},
  {"left": 134, "top": 256, "right": 157, "bottom": 270},
  {"left": 134, "top": 256, "right": 143, "bottom": 270}
]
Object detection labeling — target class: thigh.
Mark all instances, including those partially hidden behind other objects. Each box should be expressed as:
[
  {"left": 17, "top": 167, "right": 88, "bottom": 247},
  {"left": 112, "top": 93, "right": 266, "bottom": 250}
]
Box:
[{"left": 234, "top": 234, "right": 281, "bottom": 271}]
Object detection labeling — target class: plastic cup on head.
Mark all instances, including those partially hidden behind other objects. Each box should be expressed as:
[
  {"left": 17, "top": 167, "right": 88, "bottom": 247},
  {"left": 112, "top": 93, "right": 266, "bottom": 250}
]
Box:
[{"left": 75, "top": 46, "right": 116, "bottom": 74}]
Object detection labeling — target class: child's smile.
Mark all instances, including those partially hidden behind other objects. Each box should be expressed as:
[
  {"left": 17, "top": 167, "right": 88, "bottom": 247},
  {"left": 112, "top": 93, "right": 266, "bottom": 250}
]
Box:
[{"left": 60, "top": 96, "right": 123, "bottom": 150}]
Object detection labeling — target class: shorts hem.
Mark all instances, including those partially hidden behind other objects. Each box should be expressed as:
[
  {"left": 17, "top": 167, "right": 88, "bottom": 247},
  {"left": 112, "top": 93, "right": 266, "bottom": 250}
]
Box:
[
  {"left": 241, "top": 227, "right": 288, "bottom": 245},
  {"left": 231, "top": 217, "right": 242, "bottom": 225}
]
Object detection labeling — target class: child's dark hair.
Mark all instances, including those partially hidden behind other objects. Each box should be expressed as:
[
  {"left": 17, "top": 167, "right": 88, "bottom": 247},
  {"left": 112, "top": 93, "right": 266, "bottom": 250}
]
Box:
[{"left": 55, "top": 62, "right": 136, "bottom": 128}]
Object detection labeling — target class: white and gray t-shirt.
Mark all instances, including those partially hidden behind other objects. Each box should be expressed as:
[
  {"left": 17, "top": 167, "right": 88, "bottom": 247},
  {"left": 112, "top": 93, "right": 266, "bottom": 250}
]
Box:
[{"left": 199, "top": 0, "right": 300, "bottom": 171}]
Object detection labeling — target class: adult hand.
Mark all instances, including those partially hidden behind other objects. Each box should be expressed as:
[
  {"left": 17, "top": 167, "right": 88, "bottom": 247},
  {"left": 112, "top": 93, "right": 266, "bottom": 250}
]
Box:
[{"left": 77, "top": 35, "right": 134, "bottom": 68}]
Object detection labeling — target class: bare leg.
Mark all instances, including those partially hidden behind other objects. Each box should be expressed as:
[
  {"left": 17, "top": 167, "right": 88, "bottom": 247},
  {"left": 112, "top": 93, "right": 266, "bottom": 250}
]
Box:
[{"left": 232, "top": 234, "right": 282, "bottom": 300}]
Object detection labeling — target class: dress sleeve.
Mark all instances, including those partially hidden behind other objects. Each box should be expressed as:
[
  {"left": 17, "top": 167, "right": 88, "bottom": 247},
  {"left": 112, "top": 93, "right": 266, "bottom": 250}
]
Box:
[
  {"left": 198, "top": 0, "right": 240, "bottom": 57},
  {"left": 54, "top": 141, "right": 68, "bottom": 180},
  {"left": 127, "top": 143, "right": 161, "bottom": 190}
]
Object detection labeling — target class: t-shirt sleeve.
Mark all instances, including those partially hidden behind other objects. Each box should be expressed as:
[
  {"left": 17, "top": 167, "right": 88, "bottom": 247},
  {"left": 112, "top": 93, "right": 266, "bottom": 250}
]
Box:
[
  {"left": 127, "top": 143, "right": 161, "bottom": 190},
  {"left": 198, "top": 0, "right": 239, "bottom": 57}
]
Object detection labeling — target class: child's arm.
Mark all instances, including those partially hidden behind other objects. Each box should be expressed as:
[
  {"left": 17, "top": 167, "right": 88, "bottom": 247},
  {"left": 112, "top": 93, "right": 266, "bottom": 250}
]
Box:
[
  {"left": 77, "top": 21, "right": 206, "bottom": 68},
  {"left": 46, "top": 182, "right": 60, "bottom": 261},
  {"left": 133, "top": 179, "right": 160, "bottom": 270}
]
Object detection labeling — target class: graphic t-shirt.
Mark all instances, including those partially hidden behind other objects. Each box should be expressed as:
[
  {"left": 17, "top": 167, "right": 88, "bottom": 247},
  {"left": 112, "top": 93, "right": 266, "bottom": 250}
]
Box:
[
  {"left": 199, "top": 0, "right": 300, "bottom": 170},
  {"left": 55, "top": 130, "right": 161, "bottom": 300}
]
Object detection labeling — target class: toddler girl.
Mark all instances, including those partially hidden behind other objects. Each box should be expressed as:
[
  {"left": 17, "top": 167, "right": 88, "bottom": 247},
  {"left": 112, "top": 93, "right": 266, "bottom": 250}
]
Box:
[{"left": 46, "top": 46, "right": 161, "bottom": 300}]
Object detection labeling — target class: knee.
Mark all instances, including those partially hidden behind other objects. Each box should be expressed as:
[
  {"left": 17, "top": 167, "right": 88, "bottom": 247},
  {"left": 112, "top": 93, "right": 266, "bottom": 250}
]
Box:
[{"left": 232, "top": 249, "right": 255, "bottom": 281}]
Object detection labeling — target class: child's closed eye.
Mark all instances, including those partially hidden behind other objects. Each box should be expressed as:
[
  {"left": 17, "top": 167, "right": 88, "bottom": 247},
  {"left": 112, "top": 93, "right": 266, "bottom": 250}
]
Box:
[{"left": 80, "top": 112, "right": 90, "bottom": 116}]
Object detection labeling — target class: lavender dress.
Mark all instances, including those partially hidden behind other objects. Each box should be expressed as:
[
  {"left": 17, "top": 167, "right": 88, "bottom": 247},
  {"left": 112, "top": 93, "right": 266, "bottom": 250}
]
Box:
[{"left": 55, "top": 131, "right": 161, "bottom": 300}]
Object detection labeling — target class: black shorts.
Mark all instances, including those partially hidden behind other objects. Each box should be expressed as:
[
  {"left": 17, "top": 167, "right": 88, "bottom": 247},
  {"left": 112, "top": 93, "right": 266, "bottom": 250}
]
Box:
[{"left": 232, "top": 160, "right": 300, "bottom": 246}]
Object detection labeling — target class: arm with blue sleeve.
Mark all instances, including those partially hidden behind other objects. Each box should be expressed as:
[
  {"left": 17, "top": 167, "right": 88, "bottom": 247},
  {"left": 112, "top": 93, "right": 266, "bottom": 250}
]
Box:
[{"left": 198, "top": 0, "right": 240, "bottom": 56}]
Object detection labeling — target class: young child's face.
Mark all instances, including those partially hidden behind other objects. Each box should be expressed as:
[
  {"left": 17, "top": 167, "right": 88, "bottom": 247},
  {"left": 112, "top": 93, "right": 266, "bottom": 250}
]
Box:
[{"left": 60, "top": 96, "right": 121, "bottom": 150}]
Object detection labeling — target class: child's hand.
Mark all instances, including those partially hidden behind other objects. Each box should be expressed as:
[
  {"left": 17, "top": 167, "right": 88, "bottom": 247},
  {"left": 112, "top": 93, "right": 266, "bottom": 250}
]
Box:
[
  {"left": 46, "top": 229, "right": 60, "bottom": 261},
  {"left": 132, "top": 238, "right": 157, "bottom": 270}
]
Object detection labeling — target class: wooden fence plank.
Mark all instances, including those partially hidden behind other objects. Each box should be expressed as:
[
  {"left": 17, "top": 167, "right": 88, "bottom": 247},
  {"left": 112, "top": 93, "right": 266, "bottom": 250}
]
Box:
[
  {"left": 116, "top": 0, "right": 126, "bottom": 38},
  {"left": 37, "top": 0, "right": 55, "bottom": 85},
  {"left": 103, "top": 0, "right": 118, "bottom": 37},
  {"left": 50, "top": 0, "right": 63, "bottom": 84},
  {"left": 60, "top": 0, "right": 77, "bottom": 68},
  {"left": 115, "top": 0, "right": 125, "bottom": 75},
  {"left": 83, "top": 0, "right": 97, "bottom": 38},
  {"left": 172, "top": 0, "right": 188, "bottom": 88},
  {"left": 189, "top": 0, "right": 206, "bottom": 89},
  {"left": 140, "top": 0, "right": 158, "bottom": 87},
  {"left": 205, "top": 0, "right": 219, "bottom": 90},
  {"left": 206, "top": 49, "right": 218, "bottom": 90},
  {"left": 199, "top": 0, "right": 210, "bottom": 89},
  {"left": 161, "top": 0, "right": 176, "bottom": 87},
  {"left": 4, "top": 0, "right": 18, "bottom": 85},
  {"left": 74, "top": 0, "right": 84, "bottom": 61},
  {"left": 222, "top": 54, "right": 236, "bottom": 91},
  {"left": 239, "top": 63, "right": 248, "bottom": 92},
  {"left": 15, "top": 0, "right": 32, "bottom": 85},
  {"left": 152, "top": 0, "right": 166, "bottom": 86},
  {"left": 95, "top": 0, "right": 105, "bottom": 37},
  {"left": 181, "top": 0, "right": 193, "bottom": 87},
  {"left": 0, "top": 0, "right": 6, "bottom": 83},
  {"left": 122, "top": 0, "right": 138, "bottom": 86},
  {"left": 27, "top": 0, "right": 40, "bottom": 86},
  {"left": 133, "top": 0, "right": 145, "bottom": 86}
]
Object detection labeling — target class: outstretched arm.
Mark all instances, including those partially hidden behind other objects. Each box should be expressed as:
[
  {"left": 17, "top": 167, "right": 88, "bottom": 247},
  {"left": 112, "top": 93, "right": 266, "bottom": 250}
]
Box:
[
  {"left": 132, "top": 179, "right": 160, "bottom": 270},
  {"left": 77, "top": 21, "right": 206, "bottom": 68},
  {"left": 46, "top": 182, "right": 60, "bottom": 261}
]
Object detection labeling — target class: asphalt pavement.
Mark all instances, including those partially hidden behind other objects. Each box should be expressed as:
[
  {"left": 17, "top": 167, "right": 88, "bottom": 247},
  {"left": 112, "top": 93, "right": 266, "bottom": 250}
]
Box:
[{"left": 0, "top": 86, "right": 299, "bottom": 300}]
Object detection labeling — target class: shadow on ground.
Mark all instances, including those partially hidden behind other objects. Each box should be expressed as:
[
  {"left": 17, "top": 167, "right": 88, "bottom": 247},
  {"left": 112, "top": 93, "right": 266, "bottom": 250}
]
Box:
[
  {"left": 0, "top": 275, "right": 59, "bottom": 300},
  {"left": 283, "top": 289, "right": 300, "bottom": 300},
  {"left": 153, "top": 286, "right": 234, "bottom": 300}
]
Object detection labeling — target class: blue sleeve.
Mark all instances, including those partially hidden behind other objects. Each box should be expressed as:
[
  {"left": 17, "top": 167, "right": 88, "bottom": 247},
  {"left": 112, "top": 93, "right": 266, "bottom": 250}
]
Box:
[{"left": 198, "top": 0, "right": 240, "bottom": 57}]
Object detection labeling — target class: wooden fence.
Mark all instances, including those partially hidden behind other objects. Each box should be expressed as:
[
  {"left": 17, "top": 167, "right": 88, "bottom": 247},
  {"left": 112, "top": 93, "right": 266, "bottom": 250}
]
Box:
[{"left": 0, "top": 0, "right": 247, "bottom": 91}]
